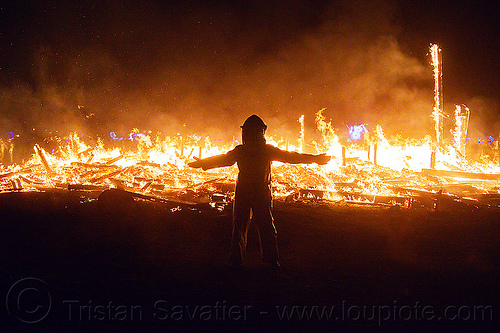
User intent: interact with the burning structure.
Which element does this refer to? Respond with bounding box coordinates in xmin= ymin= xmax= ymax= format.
xmin=0 ymin=45 xmax=499 ymax=211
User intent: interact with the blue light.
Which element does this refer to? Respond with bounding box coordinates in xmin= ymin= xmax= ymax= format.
xmin=466 ymin=137 xmax=496 ymax=144
xmin=7 ymin=132 xmax=14 ymax=140
xmin=110 ymin=132 xmax=146 ymax=141
xmin=110 ymin=132 xmax=122 ymax=141
xmin=130 ymin=133 xmax=147 ymax=140
xmin=348 ymin=125 xmax=367 ymax=141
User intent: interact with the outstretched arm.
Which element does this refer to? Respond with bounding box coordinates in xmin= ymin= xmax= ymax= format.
xmin=188 ymin=150 xmax=237 ymax=170
xmin=273 ymin=147 xmax=330 ymax=165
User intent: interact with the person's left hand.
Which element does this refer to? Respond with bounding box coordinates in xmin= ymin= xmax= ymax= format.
xmin=188 ymin=157 xmax=203 ymax=168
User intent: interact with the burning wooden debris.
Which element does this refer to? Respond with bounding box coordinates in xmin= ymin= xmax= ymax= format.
xmin=0 ymin=130 xmax=498 ymax=212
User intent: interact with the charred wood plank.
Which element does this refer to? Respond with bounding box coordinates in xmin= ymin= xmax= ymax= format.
xmin=422 ymin=168 xmax=500 ymax=180
xmin=68 ymin=184 xmax=109 ymax=191
xmin=34 ymin=144 xmax=53 ymax=175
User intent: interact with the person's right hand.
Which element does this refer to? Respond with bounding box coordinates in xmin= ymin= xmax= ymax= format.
xmin=315 ymin=153 xmax=331 ymax=165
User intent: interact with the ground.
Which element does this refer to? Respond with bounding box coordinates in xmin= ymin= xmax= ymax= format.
xmin=0 ymin=190 xmax=499 ymax=332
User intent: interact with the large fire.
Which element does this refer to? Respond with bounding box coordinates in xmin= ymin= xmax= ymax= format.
xmin=1 ymin=108 xmax=499 ymax=209
xmin=1 ymin=45 xmax=499 ymax=210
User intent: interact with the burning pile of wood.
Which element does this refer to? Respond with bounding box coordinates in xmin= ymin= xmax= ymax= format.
xmin=1 ymin=131 xmax=499 ymax=212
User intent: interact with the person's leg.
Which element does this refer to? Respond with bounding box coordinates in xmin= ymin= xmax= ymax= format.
xmin=253 ymin=194 xmax=278 ymax=264
xmin=230 ymin=195 xmax=251 ymax=265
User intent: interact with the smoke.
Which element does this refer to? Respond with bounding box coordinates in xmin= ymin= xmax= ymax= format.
xmin=463 ymin=97 xmax=500 ymax=139
xmin=0 ymin=0 xmax=495 ymax=146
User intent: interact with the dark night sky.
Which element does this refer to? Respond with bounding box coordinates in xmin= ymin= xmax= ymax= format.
xmin=0 ymin=0 xmax=498 ymax=141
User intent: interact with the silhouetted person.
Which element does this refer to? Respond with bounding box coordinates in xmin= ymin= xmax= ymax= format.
xmin=189 ymin=115 xmax=330 ymax=268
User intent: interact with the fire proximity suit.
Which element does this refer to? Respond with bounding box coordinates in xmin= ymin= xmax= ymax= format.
xmin=189 ymin=115 xmax=329 ymax=267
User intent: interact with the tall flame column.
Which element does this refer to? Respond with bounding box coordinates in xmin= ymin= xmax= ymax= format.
xmin=430 ymin=44 xmax=444 ymax=146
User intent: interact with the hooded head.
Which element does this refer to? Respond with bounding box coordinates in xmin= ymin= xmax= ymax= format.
xmin=241 ymin=114 xmax=267 ymax=145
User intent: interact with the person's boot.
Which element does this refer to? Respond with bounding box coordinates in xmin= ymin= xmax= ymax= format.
xmin=269 ymin=260 xmax=280 ymax=269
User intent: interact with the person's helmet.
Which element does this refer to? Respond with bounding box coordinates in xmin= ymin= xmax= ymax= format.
xmin=241 ymin=115 xmax=267 ymax=131
xmin=241 ymin=115 xmax=267 ymax=145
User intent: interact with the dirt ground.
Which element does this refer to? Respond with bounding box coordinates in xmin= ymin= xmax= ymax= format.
xmin=0 ymin=190 xmax=499 ymax=332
